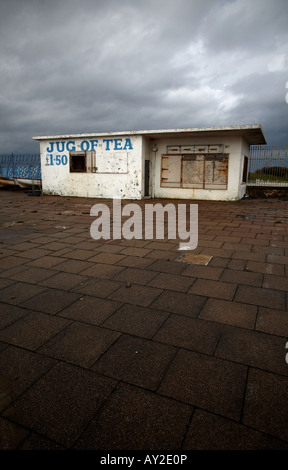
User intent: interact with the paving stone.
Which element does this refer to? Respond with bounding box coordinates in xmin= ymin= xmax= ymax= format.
xmin=7 ymin=362 xmax=116 ymax=448
xmin=0 ymin=278 xmax=16 ymax=291
xmin=256 ymin=307 xmax=288 ymax=336
xmin=232 ymin=251 xmax=266 ymax=262
xmin=175 ymin=253 xmax=213 ymax=266
xmin=154 ymin=315 xmax=222 ymax=354
xmin=147 ymin=258 xmax=186 ymax=275
xmin=19 ymin=289 xmax=81 ymax=314
xmin=242 ymin=237 xmax=270 ymax=246
xmin=119 ymin=239 xmax=150 ymax=248
xmin=87 ymin=252 xmax=126 ymax=265
xmin=79 ymin=263 xmax=125 ymax=279
xmin=58 ymin=295 xmax=122 ymax=325
xmin=181 ymin=264 xmax=224 ymax=280
xmin=39 ymin=272 xmax=89 ymax=290
xmin=0 ymin=373 xmax=12 ymax=414
xmin=215 ymin=235 xmax=242 ymax=243
xmin=75 ymin=382 xmax=192 ymax=450
xmin=16 ymin=248 xmax=53 ymax=259
xmin=62 ymin=249 xmax=96 ymax=260
xmin=0 ymin=282 xmax=46 ymax=305
xmin=235 ymin=285 xmax=286 ymax=309
xmin=7 ymin=266 xmax=56 ymax=284
xmin=113 ymin=267 xmax=158 ymax=285
xmin=0 ymin=265 xmax=29 ymax=280
xmin=92 ymin=335 xmax=177 ymax=390
xmin=144 ymin=241 xmax=178 ymax=251
xmin=245 ymin=260 xmax=284 ymax=275
xmin=252 ymin=246 xmax=285 ymax=257
xmin=188 ymin=279 xmax=237 ymax=300
xmin=220 ymin=269 xmax=263 ymax=287
xmin=49 ymin=247 xmax=74 ymax=258
xmin=50 ymin=259 xmax=92 ymax=274
xmin=243 ymin=368 xmax=288 ymax=442
xmin=39 ymin=322 xmax=120 ymax=368
xmin=201 ymin=247 xmax=234 ymax=258
xmin=0 ymin=311 xmax=71 ymax=351
xmin=1 ymin=194 xmax=288 ymax=450
xmin=118 ymin=247 xmax=153 ymax=257
xmin=207 ymin=257 xmax=230 ymax=268
xmin=199 ymin=298 xmax=257 ymax=329
xmin=198 ymin=239 xmax=223 ymax=248
xmin=145 ymin=249 xmax=178 ymax=260
xmin=0 ymin=249 xmax=18 ymax=259
xmin=103 ymin=303 xmax=168 ymax=338
xmin=40 ymin=242 xmax=71 ymax=252
xmin=11 ymin=242 xmax=40 ymax=251
xmin=148 ymin=272 xmax=195 ymax=292
xmin=115 ymin=255 xmax=155 ymax=269
xmin=0 ymin=303 xmax=28 ymax=329
xmin=94 ymin=243 xmax=125 ymax=253
xmin=263 ymin=274 xmax=288 ymax=291
xmin=159 ymin=349 xmax=247 ymax=420
xmin=0 ymin=256 xmax=28 ymax=270
xmin=108 ymin=284 xmax=162 ymax=307
xmin=215 ymin=325 xmax=288 ymax=375
xmin=18 ymin=432 xmax=65 ymax=450
xmin=31 ymin=236 xmax=61 ymax=245
xmin=266 ymin=254 xmax=288 ymax=265
xmin=27 ymin=255 xmax=65 ymax=268
xmin=0 ymin=416 xmax=29 ymax=450
xmin=183 ymin=409 xmax=288 ymax=450
xmin=72 ymin=279 xmax=122 ymax=302
xmin=0 ymin=346 xmax=56 ymax=398
xmin=227 ymin=259 xmax=247 ymax=270
xmin=151 ymin=290 xmax=207 ymax=317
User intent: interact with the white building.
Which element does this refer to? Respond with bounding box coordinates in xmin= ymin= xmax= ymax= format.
xmin=33 ymin=125 xmax=266 ymax=201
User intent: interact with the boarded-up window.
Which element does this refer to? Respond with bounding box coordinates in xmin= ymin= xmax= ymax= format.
xmin=182 ymin=155 xmax=204 ymax=188
xmin=161 ymin=153 xmax=228 ymax=190
xmin=161 ymin=155 xmax=182 ymax=187
xmin=204 ymin=154 xmax=228 ymax=189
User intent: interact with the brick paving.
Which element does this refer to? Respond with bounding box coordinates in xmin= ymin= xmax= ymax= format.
xmin=0 ymin=189 xmax=288 ymax=450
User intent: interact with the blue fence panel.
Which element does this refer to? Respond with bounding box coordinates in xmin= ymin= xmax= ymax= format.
xmin=0 ymin=154 xmax=41 ymax=181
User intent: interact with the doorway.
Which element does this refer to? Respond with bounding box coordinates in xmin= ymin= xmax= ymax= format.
xmin=145 ymin=160 xmax=150 ymax=196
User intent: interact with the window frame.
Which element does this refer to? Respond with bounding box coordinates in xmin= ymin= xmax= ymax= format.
xmin=161 ymin=153 xmax=229 ymax=190
xmin=69 ymin=151 xmax=87 ymax=173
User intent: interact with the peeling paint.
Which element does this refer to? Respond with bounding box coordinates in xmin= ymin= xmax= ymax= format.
xmin=34 ymin=127 xmax=265 ymax=201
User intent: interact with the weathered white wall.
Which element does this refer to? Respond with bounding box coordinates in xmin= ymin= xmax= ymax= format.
xmin=150 ymin=135 xmax=246 ymax=201
xmin=40 ymin=135 xmax=143 ymax=199
xmin=37 ymin=129 xmax=256 ymax=201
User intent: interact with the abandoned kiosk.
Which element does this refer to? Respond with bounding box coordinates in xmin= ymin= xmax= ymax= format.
xmin=33 ymin=125 xmax=266 ymax=201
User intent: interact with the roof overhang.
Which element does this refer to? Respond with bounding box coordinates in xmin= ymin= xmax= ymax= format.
xmin=33 ymin=124 xmax=266 ymax=146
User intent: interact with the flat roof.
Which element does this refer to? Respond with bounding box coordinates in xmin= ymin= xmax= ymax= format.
xmin=33 ymin=124 xmax=266 ymax=145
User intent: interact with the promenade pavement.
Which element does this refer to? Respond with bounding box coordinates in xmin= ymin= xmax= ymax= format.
xmin=0 ymin=189 xmax=288 ymax=451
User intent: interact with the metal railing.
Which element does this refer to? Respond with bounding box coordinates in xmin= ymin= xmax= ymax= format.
xmin=0 ymin=154 xmax=41 ymax=181
xmin=248 ymin=145 xmax=288 ymax=186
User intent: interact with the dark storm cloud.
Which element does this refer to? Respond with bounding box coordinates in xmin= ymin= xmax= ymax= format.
xmin=0 ymin=0 xmax=287 ymax=152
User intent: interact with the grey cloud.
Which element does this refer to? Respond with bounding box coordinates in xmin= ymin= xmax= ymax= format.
xmin=0 ymin=0 xmax=288 ymax=153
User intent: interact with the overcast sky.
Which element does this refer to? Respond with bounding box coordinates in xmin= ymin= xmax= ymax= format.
xmin=1 ymin=0 xmax=288 ymax=153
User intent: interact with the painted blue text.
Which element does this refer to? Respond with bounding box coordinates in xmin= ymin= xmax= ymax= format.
xmin=46 ymin=138 xmax=133 ymax=153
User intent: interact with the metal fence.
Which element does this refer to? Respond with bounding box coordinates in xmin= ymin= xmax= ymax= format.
xmin=0 ymin=153 xmax=41 ymax=181
xmin=248 ymin=145 xmax=288 ymax=186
